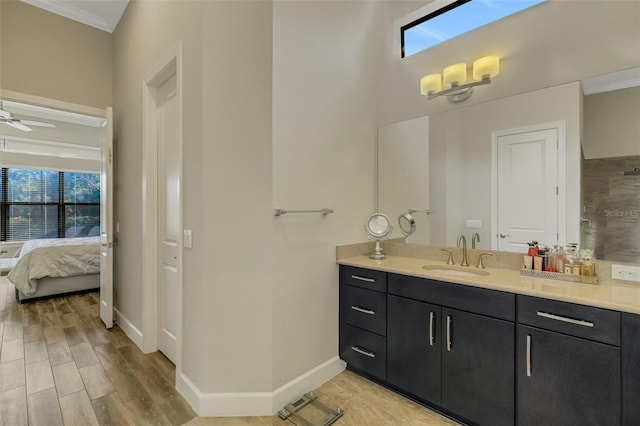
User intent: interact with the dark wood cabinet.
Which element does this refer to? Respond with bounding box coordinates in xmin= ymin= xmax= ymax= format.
xmin=622 ymin=313 xmax=640 ymax=426
xmin=339 ymin=266 xmax=387 ymax=381
xmin=441 ymin=308 xmax=514 ymax=426
xmin=516 ymin=325 xmax=620 ymax=426
xmin=517 ymin=295 xmax=621 ymax=426
xmin=387 ymin=294 xmax=442 ymax=404
xmin=339 ymin=265 xmax=632 ymax=426
xmin=386 ymin=273 xmax=515 ymax=426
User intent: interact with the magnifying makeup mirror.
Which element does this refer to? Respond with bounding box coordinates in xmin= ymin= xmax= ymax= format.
xmin=366 ymin=213 xmax=393 ymax=260
xmin=398 ymin=212 xmax=416 ymax=237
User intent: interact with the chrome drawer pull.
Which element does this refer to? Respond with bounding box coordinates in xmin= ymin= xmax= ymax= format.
xmin=446 ymin=315 xmax=452 ymax=352
xmin=537 ymin=311 xmax=594 ymax=328
xmin=351 ymin=275 xmax=375 ymax=283
xmin=351 ymin=346 xmax=375 ymax=358
xmin=526 ymin=335 xmax=532 ymax=377
xmin=429 ymin=311 xmax=435 ymax=346
xmin=350 ymin=305 xmax=375 ymax=315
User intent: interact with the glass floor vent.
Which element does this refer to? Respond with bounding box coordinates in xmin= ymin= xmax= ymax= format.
xmin=278 ymin=392 xmax=343 ymax=426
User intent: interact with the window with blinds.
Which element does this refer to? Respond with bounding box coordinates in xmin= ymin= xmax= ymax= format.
xmin=0 ymin=168 xmax=100 ymax=241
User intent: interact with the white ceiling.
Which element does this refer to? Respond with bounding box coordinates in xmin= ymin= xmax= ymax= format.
xmin=19 ymin=0 xmax=129 ymax=33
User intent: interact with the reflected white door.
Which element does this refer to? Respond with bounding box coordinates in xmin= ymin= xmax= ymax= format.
xmin=100 ymin=107 xmax=114 ymax=328
xmin=494 ymin=127 xmax=559 ymax=252
xmin=157 ymin=75 xmax=180 ymax=363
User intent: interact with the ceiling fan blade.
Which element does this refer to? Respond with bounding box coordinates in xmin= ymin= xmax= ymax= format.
xmin=0 ymin=109 xmax=11 ymax=119
xmin=20 ymin=120 xmax=56 ymax=128
xmin=6 ymin=121 xmax=33 ymax=132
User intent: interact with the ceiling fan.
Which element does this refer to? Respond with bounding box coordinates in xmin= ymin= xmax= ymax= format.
xmin=0 ymin=108 xmax=56 ymax=132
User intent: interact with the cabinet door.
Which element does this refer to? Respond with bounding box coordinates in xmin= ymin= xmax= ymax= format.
xmin=441 ymin=308 xmax=515 ymax=426
xmin=623 ymin=313 xmax=640 ymax=425
xmin=387 ymin=295 xmax=441 ymax=404
xmin=517 ymin=325 xmax=621 ymax=426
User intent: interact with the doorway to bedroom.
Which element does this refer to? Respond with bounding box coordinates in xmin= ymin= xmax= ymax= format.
xmin=0 ymin=94 xmax=113 ymax=319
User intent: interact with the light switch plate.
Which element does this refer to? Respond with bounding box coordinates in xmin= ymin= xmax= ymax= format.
xmin=183 ymin=230 xmax=193 ymax=248
xmin=466 ymin=219 xmax=482 ymax=229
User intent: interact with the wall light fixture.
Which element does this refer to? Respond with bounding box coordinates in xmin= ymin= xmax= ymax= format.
xmin=420 ymin=56 xmax=500 ymax=102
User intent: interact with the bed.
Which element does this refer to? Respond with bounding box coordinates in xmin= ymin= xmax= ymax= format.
xmin=6 ymin=236 xmax=101 ymax=302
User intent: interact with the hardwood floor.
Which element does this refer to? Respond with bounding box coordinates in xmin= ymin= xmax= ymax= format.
xmin=0 ymin=277 xmax=196 ymax=426
xmin=0 ymin=277 xmax=460 ymax=425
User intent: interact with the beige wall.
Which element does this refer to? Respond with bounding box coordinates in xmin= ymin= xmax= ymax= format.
xmin=272 ymin=1 xmax=383 ymax=388
xmin=114 ymin=0 xmax=383 ymax=398
xmin=113 ymin=0 xmax=274 ymax=394
xmin=584 ymin=86 xmax=640 ymax=159
xmin=376 ymin=0 xmax=640 ymax=126
xmin=0 ymin=1 xmax=112 ymax=109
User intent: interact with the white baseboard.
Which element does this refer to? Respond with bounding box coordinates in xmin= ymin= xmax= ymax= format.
xmin=114 ymin=308 xmax=144 ymax=350
xmin=177 ymin=356 xmax=346 ymax=417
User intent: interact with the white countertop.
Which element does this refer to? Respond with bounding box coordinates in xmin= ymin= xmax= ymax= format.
xmin=338 ymin=255 xmax=640 ymax=315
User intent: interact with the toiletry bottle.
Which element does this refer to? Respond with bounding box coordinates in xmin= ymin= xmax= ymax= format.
xmin=546 ymin=246 xmax=557 ymax=272
xmin=555 ymin=246 xmax=565 ymax=274
xmin=569 ymin=243 xmax=580 ymax=275
xmin=580 ymin=249 xmax=595 ymax=277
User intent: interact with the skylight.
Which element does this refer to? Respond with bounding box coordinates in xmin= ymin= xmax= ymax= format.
xmin=402 ymin=0 xmax=545 ymax=58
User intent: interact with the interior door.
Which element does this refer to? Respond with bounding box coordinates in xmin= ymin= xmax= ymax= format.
xmin=495 ymin=128 xmax=559 ymax=252
xmin=100 ymin=107 xmax=114 ymax=328
xmin=157 ymin=74 xmax=180 ymax=363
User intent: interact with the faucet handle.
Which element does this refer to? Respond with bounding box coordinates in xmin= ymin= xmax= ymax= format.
xmin=476 ymin=252 xmax=494 ymax=269
xmin=441 ymin=249 xmax=455 ymax=265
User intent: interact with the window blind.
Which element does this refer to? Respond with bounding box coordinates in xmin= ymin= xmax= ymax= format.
xmin=1 ymin=168 xmax=100 ymax=241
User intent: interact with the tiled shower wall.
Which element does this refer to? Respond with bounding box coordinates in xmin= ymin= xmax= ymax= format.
xmin=582 ymin=155 xmax=640 ymax=263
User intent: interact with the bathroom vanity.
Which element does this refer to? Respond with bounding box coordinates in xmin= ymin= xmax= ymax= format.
xmin=337 ymin=256 xmax=640 ymax=426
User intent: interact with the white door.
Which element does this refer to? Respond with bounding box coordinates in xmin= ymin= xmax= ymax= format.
xmin=100 ymin=107 xmax=114 ymax=328
xmin=157 ymin=75 xmax=180 ymax=363
xmin=494 ymin=127 xmax=559 ymax=252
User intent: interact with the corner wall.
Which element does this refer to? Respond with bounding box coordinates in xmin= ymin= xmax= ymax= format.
xmin=272 ymin=0 xmax=383 ymax=389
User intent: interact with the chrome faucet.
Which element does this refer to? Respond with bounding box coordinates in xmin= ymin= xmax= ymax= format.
xmin=471 ymin=232 xmax=480 ymax=249
xmin=457 ymin=235 xmax=469 ymax=266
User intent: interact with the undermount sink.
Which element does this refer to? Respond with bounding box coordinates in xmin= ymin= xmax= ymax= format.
xmin=422 ymin=264 xmax=490 ymax=277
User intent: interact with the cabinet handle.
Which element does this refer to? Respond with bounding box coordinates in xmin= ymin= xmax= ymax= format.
xmin=429 ymin=311 xmax=435 ymax=346
xmin=350 ymin=305 xmax=375 ymax=315
xmin=351 ymin=275 xmax=375 ymax=283
xmin=526 ymin=334 xmax=532 ymax=377
xmin=446 ymin=315 xmax=452 ymax=352
xmin=351 ymin=346 xmax=375 ymax=358
xmin=536 ymin=311 xmax=594 ymax=328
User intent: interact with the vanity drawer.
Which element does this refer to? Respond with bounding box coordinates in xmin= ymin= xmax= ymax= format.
xmin=340 ymin=285 xmax=386 ymax=336
xmin=388 ymin=273 xmax=515 ymax=322
xmin=340 ymin=265 xmax=387 ymax=293
xmin=517 ymin=295 xmax=620 ymax=346
xmin=339 ymin=324 xmax=386 ymax=381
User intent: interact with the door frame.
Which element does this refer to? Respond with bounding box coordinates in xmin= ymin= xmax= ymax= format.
xmin=141 ymin=43 xmax=183 ymax=377
xmin=490 ymin=121 xmax=566 ymax=250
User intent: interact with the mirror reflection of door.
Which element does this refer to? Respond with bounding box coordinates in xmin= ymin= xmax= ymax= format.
xmin=492 ymin=124 xmax=563 ymax=252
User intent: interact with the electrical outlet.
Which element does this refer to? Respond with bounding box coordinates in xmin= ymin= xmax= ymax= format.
xmin=611 ymin=264 xmax=640 ymax=283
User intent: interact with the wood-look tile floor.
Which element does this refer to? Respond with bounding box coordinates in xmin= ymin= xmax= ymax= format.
xmin=0 ymin=277 xmax=460 ymax=425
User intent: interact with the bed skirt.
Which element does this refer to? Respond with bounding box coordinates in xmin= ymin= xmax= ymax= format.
xmin=17 ymin=273 xmax=100 ymax=302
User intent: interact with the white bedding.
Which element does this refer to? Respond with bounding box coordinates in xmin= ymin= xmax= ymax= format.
xmin=8 ymin=237 xmax=101 ymax=296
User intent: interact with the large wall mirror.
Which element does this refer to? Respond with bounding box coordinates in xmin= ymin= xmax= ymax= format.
xmin=378 ymin=68 xmax=640 ymax=263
